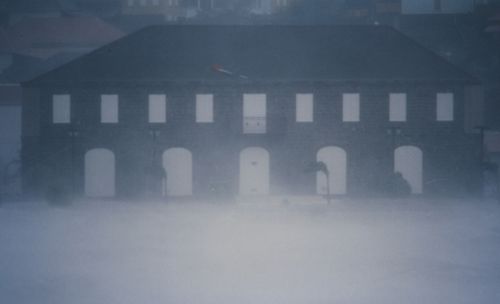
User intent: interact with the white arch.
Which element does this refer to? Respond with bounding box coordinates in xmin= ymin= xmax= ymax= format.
xmin=85 ymin=148 xmax=115 ymax=197
xmin=395 ymin=146 xmax=423 ymax=194
xmin=316 ymin=147 xmax=347 ymax=195
xmin=239 ymin=147 xmax=270 ymax=195
xmin=163 ymin=148 xmax=192 ymax=197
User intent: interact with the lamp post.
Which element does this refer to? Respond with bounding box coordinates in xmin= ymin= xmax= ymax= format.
xmin=475 ymin=125 xmax=488 ymax=163
xmin=148 ymin=127 xmax=161 ymax=198
xmin=68 ymin=126 xmax=79 ymax=199
xmin=149 ymin=126 xmax=160 ymax=160
xmin=475 ymin=125 xmax=489 ymax=198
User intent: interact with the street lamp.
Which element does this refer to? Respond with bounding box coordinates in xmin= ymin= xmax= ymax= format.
xmin=475 ymin=125 xmax=488 ymax=163
xmin=475 ymin=125 xmax=489 ymax=198
xmin=68 ymin=126 xmax=79 ymax=199
xmin=148 ymin=127 xmax=163 ymax=198
xmin=149 ymin=126 xmax=160 ymax=160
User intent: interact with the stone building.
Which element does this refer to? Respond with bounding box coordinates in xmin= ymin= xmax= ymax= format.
xmin=21 ymin=25 xmax=482 ymax=199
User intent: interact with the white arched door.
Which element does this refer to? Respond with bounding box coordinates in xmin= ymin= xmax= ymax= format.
xmin=239 ymin=147 xmax=270 ymax=195
xmin=317 ymin=147 xmax=347 ymax=195
xmin=163 ymin=148 xmax=192 ymax=196
xmin=85 ymin=148 xmax=115 ymax=197
xmin=395 ymin=146 xmax=423 ymax=194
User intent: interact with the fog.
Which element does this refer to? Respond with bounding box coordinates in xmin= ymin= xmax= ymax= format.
xmin=1 ymin=1 xmax=499 ymax=303
xmin=1 ymin=199 xmax=500 ymax=304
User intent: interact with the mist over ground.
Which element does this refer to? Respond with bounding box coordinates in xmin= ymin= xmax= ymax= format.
xmin=1 ymin=198 xmax=499 ymax=304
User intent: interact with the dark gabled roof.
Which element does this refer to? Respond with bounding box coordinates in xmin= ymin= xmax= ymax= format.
xmin=25 ymin=25 xmax=476 ymax=85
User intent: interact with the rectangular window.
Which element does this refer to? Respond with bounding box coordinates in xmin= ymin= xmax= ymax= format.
xmin=148 ymin=94 xmax=166 ymax=123
xmin=296 ymin=93 xmax=313 ymax=122
xmin=389 ymin=93 xmax=407 ymax=122
xmin=52 ymin=94 xmax=71 ymax=124
xmin=101 ymin=94 xmax=118 ymax=123
xmin=243 ymin=94 xmax=266 ymax=134
xmin=342 ymin=93 xmax=360 ymax=122
xmin=436 ymin=93 xmax=454 ymax=121
xmin=196 ymin=94 xmax=214 ymax=123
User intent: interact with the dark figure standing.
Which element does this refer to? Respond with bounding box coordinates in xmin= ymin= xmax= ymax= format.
xmin=389 ymin=172 xmax=412 ymax=197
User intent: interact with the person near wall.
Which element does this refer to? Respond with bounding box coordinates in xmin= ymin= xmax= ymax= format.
xmin=389 ymin=172 xmax=411 ymax=197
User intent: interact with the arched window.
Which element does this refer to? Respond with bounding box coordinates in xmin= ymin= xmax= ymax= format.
xmin=394 ymin=146 xmax=423 ymax=194
xmin=316 ymin=147 xmax=347 ymax=195
xmin=84 ymin=148 xmax=115 ymax=197
xmin=239 ymin=147 xmax=270 ymax=195
xmin=163 ymin=148 xmax=193 ymax=196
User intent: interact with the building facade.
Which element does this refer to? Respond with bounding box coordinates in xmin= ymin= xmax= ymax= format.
xmin=121 ymin=0 xmax=294 ymax=21
xmin=401 ymin=0 xmax=474 ymax=14
xmin=22 ymin=25 xmax=482 ymax=200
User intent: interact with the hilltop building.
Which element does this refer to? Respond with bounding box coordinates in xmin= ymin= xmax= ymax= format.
xmin=21 ymin=25 xmax=482 ymax=199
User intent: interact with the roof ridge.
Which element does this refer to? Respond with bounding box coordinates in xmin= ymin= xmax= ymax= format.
xmin=24 ymin=25 xmax=477 ymax=86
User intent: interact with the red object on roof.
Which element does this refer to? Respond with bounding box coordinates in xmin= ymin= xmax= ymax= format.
xmin=0 ymin=16 xmax=124 ymax=59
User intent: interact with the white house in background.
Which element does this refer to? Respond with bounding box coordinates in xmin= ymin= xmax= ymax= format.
xmin=122 ymin=0 xmax=197 ymax=22
xmin=402 ymin=0 xmax=474 ymax=14
xmin=250 ymin=0 xmax=294 ymax=15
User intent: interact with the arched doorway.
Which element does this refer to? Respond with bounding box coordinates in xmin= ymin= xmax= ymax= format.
xmin=239 ymin=147 xmax=270 ymax=195
xmin=85 ymin=148 xmax=115 ymax=197
xmin=394 ymin=146 xmax=423 ymax=194
xmin=316 ymin=147 xmax=347 ymax=195
xmin=163 ymin=148 xmax=192 ymax=197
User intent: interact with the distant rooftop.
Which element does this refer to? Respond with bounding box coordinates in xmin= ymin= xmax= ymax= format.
xmin=0 ymin=15 xmax=124 ymax=59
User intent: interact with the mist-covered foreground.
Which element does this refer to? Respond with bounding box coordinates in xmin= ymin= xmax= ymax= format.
xmin=1 ymin=198 xmax=500 ymax=304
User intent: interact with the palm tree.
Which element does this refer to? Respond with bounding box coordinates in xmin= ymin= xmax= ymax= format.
xmin=306 ymin=160 xmax=331 ymax=204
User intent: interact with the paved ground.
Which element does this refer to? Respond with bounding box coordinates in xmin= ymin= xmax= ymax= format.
xmin=1 ymin=198 xmax=499 ymax=304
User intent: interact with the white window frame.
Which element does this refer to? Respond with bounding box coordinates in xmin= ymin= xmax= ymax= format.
xmin=196 ymin=94 xmax=214 ymax=123
xmin=342 ymin=93 xmax=360 ymax=122
xmin=101 ymin=94 xmax=119 ymax=123
xmin=243 ymin=94 xmax=266 ymax=134
xmin=389 ymin=93 xmax=407 ymax=122
xmin=148 ymin=94 xmax=166 ymax=123
xmin=296 ymin=93 xmax=314 ymax=122
xmin=436 ymin=92 xmax=454 ymax=122
xmin=52 ymin=94 xmax=71 ymax=124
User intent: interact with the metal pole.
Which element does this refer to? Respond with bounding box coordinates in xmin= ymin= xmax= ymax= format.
xmin=70 ymin=129 xmax=76 ymax=200
xmin=477 ymin=126 xmax=486 ymax=199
